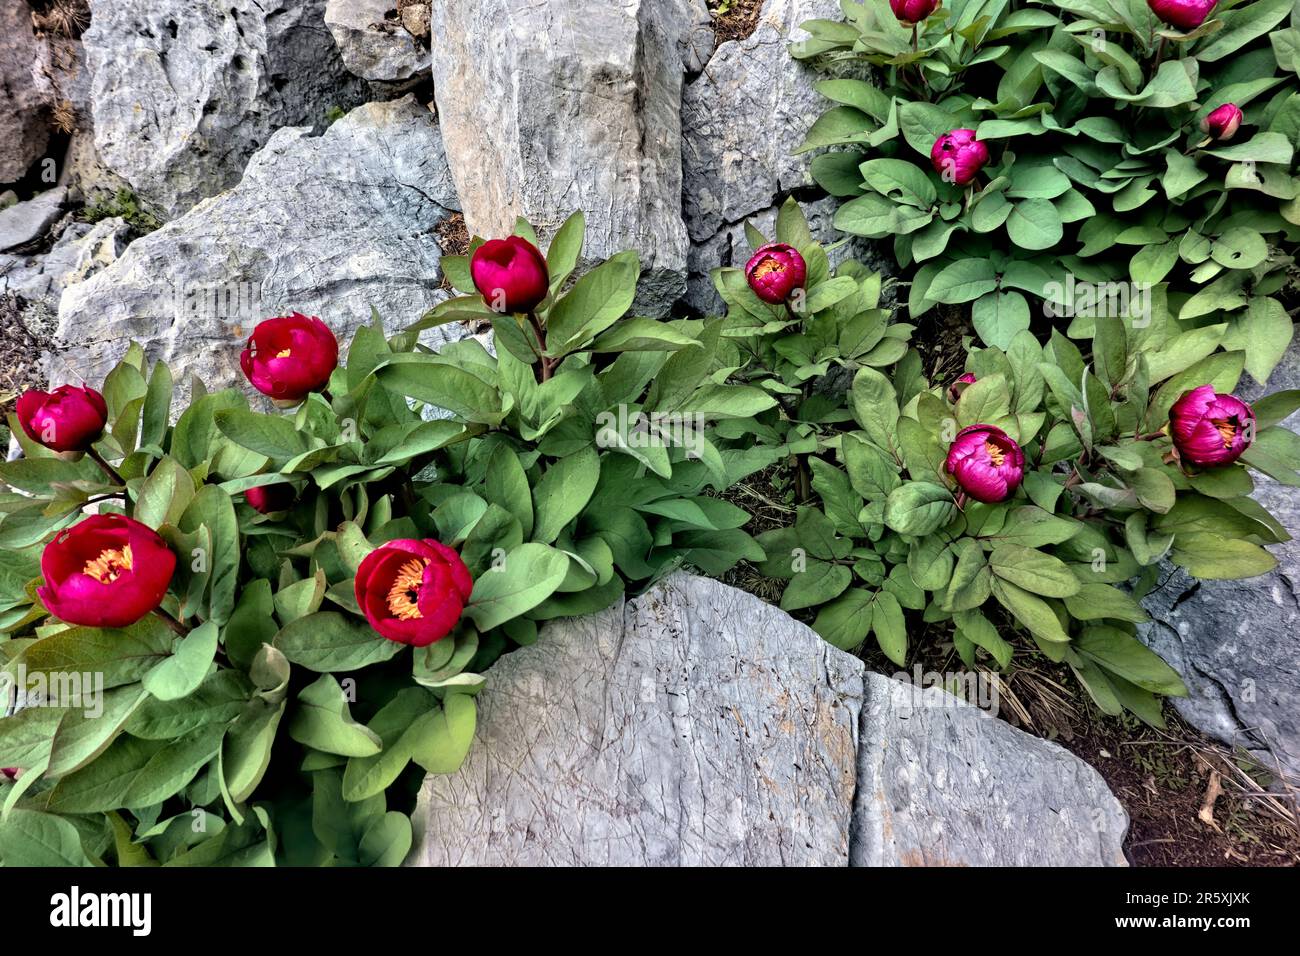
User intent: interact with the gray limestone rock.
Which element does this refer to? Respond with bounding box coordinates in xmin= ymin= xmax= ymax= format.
xmin=411 ymin=573 xmax=863 ymax=866
xmin=0 ymin=188 xmax=67 ymax=253
xmin=52 ymin=97 xmax=463 ymax=400
xmin=852 ymin=673 xmax=1129 ymax=866
xmin=325 ymin=0 xmax=431 ymax=84
xmin=82 ymin=0 xmax=368 ymax=219
xmin=0 ymin=0 xmax=51 ymax=185
xmin=427 ymin=0 xmax=691 ymax=315
xmin=410 ymin=574 xmax=1131 ymax=866
xmin=681 ymin=0 xmax=849 ymax=244
xmin=0 ymin=215 xmax=130 ymax=318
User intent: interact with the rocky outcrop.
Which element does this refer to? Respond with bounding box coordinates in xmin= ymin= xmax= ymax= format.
xmin=325 ymin=0 xmax=431 ymax=85
xmin=52 ymin=97 xmax=463 ymax=399
xmin=853 ymin=673 xmax=1129 ymax=866
xmin=410 ymin=574 xmax=1130 ymax=866
xmin=679 ymin=0 xmax=887 ymax=313
xmin=1 ymin=215 xmax=129 ymax=315
xmin=0 ymin=0 xmax=51 ymax=185
xmin=427 ymin=0 xmax=691 ymax=314
xmin=82 ymin=0 xmax=368 ymax=219
xmin=1140 ymin=340 xmax=1300 ymax=784
xmin=682 ymin=0 xmax=844 ymax=244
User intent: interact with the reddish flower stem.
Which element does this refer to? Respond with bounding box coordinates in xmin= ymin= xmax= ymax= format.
xmin=87 ymin=447 xmax=125 ymax=486
xmin=526 ymin=311 xmax=553 ymax=383
xmin=153 ymin=606 xmax=189 ymax=637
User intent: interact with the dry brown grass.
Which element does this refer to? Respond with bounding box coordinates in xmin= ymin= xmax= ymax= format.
xmin=711 ymin=0 xmax=764 ymax=48
xmin=30 ymin=0 xmax=89 ymax=38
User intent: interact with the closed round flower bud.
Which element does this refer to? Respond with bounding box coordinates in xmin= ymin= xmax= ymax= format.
xmin=38 ymin=514 xmax=177 ymax=628
xmin=948 ymin=372 xmax=977 ymax=403
xmin=1147 ymin=0 xmax=1217 ymax=31
xmin=946 ymin=424 xmax=1025 ymax=504
xmin=470 ymin=236 xmax=550 ymax=314
xmin=354 ymin=539 xmax=473 ymax=647
xmin=1201 ymin=103 xmax=1243 ymax=141
xmin=745 ymin=243 xmax=808 ymax=305
xmin=240 ymin=313 xmax=339 ymax=403
xmin=889 ymin=0 xmax=939 ymax=25
xmin=16 ymin=385 xmax=108 ymax=453
xmin=245 ymin=483 xmax=296 ymax=514
xmin=1169 ymin=385 xmax=1254 ymax=468
xmin=930 ymin=129 xmax=989 ymax=186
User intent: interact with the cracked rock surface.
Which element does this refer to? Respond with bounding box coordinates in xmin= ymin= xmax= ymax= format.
xmin=853 ymin=674 xmax=1128 ymax=866
xmin=84 ymin=0 xmax=368 ymax=219
xmin=53 ymin=97 xmax=463 ymax=404
xmin=411 ymin=573 xmax=1129 ymax=866
xmin=682 ymin=0 xmax=845 ymax=244
xmin=1140 ymin=339 xmax=1300 ymax=782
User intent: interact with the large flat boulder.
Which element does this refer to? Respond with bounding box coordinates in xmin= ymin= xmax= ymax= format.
xmin=1140 ymin=339 xmax=1300 ymax=783
xmin=427 ymin=0 xmax=691 ymax=314
xmin=411 ymin=574 xmax=1130 ymax=866
xmin=412 ymin=574 xmax=863 ymax=866
xmin=853 ymin=674 xmax=1129 ymax=866
xmin=52 ymin=97 xmax=463 ymax=398
xmin=83 ymin=0 xmax=368 ymax=219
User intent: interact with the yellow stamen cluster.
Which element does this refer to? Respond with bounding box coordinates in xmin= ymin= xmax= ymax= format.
xmin=1211 ymin=418 xmax=1237 ymax=448
xmin=386 ymin=558 xmax=428 ymax=621
xmin=984 ymin=441 xmax=1006 ymax=466
xmin=752 ymin=258 xmax=784 ymax=279
xmin=275 ymin=348 xmax=292 ymax=358
xmin=83 ymin=545 xmax=133 ymax=584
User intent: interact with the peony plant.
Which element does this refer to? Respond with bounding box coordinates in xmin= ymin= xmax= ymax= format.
xmin=707 ymin=202 xmax=1300 ymax=726
xmin=792 ymin=0 xmax=1300 ymax=384
xmin=0 ymin=212 xmax=774 ymax=866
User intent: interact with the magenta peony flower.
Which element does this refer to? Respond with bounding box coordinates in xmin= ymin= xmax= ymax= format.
xmin=1147 ymin=0 xmax=1217 ymax=31
xmin=930 ymin=129 xmax=989 ymax=186
xmin=354 ymin=539 xmax=474 ymax=647
xmin=16 ymin=385 xmax=108 ymax=453
xmin=240 ymin=313 xmax=339 ymax=404
xmin=1169 ymin=386 xmax=1254 ymax=468
xmin=1201 ymin=103 xmax=1243 ymax=141
xmin=245 ymin=484 xmax=296 ymax=515
xmin=948 ymin=372 xmax=977 ymax=403
xmin=744 ymin=243 xmax=808 ymax=305
xmin=38 ymin=514 xmax=177 ymax=628
xmin=470 ymin=236 xmax=550 ymax=315
xmin=946 ymin=424 xmax=1025 ymax=504
xmin=890 ymin=0 xmax=939 ymax=25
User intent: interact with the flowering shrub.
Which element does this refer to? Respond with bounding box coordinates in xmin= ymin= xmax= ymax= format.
xmin=0 ymin=213 xmax=774 ymax=866
xmin=792 ymin=0 xmax=1299 ymax=383
xmin=710 ymin=202 xmax=1300 ymax=725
